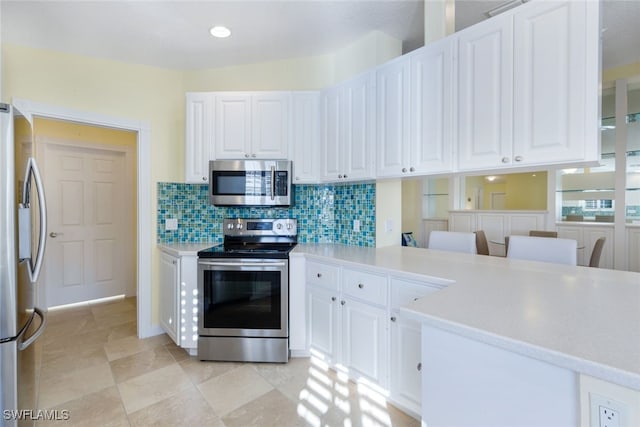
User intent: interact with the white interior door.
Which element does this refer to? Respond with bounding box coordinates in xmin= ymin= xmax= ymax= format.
xmin=42 ymin=142 xmax=133 ymax=307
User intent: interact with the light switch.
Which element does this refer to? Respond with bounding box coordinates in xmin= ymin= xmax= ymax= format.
xmin=165 ymin=218 xmax=178 ymax=231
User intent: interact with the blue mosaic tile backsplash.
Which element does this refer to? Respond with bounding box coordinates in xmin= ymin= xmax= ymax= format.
xmin=157 ymin=183 xmax=376 ymax=247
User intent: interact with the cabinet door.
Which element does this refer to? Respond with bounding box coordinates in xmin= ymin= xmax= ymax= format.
xmin=456 ymin=14 xmax=514 ymax=171
xmin=390 ymin=313 xmax=422 ymax=414
xmin=251 ymin=93 xmax=290 ymax=159
xmin=215 ymin=94 xmax=251 ymax=159
xmin=376 ymin=56 xmax=411 ymax=178
xmin=159 ymin=252 xmax=179 ymax=344
xmin=320 ymin=86 xmax=342 ymax=181
xmin=185 ymin=92 xmax=213 ymax=183
xmin=307 ymin=284 xmax=339 ymax=364
xmin=411 ymin=39 xmax=453 ymax=175
xmin=291 ymin=92 xmax=320 ymax=183
xmin=341 ymin=297 xmax=388 ymax=386
xmin=513 ymin=1 xmax=589 ymax=166
xmin=628 ymin=228 xmax=640 ymax=273
xmin=343 ymin=72 xmax=376 ymax=181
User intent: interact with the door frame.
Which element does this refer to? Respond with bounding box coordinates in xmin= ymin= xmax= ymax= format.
xmin=13 ymin=98 xmax=155 ymax=338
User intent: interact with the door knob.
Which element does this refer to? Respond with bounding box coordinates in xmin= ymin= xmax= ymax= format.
xmin=49 ymin=232 xmax=62 ymax=238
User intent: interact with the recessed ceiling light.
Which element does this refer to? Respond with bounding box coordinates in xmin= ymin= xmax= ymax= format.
xmin=210 ymin=26 xmax=231 ymax=38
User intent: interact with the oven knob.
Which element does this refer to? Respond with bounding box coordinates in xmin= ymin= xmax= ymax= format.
xmin=286 ymin=223 xmax=292 ymax=230
xmin=227 ymin=223 xmax=234 ymax=230
xmin=276 ymin=223 xmax=283 ymax=230
xmin=237 ymin=223 xmax=243 ymax=230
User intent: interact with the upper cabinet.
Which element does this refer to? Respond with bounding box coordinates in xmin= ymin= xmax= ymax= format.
xmin=321 ymin=71 xmax=376 ymax=182
xmin=291 ymin=92 xmax=321 ymax=184
xmin=185 ymin=92 xmax=214 ymax=183
xmin=215 ymin=92 xmax=291 ymax=159
xmin=456 ymin=0 xmax=599 ymax=171
xmin=376 ymin=38 xmax=454 ymax=179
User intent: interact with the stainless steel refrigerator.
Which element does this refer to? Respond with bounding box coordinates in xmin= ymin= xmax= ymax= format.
xmin=0 ymin=104 xmax=48 ymax=427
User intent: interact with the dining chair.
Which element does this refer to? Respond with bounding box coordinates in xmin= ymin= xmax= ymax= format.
xmin=529 ymin=230 xmax=558 ymax=238
xmin=506 ymin=235 xmax=577 ymax=265
xmin=474 ymin=230 xmax=490 ymax=256
xmin=589 ymin=237 xmax=606 ymax=268
xmin=428 ymin=231 xmax=477 ymax=254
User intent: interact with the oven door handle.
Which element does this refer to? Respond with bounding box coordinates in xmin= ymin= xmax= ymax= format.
xmin=199 ymin=261 xmax=287 ymax=267
xmin=270 ymin=165 xmax=276 ymax=201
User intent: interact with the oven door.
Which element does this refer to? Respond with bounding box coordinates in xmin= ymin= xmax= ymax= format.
xmin=198 ymin=258 xmax=288 ymax=338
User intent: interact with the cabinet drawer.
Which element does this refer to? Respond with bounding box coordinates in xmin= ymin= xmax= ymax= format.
xmin=306 ymin=261 xmax=339 ymax=291
xmin=391 ymin=277 xmax=441 ymax=309
xmin=342 ymin=268 xmax=388 ymax=306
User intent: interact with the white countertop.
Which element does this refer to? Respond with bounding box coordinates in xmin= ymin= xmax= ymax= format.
xmin=157 ymin=242 xmax=217 ymax=257
xmin=292 ymin=243 xmax=640 ymax=391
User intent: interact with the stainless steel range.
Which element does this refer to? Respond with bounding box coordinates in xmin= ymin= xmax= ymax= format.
xmin=197 ymin=218 xmax=297 ymax=363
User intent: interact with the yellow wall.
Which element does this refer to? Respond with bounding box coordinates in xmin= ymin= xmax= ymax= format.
xmin=401 ymin=179 xmax=422 ymax=242
xmin=504 ymin=172 xmax=547 ymax=210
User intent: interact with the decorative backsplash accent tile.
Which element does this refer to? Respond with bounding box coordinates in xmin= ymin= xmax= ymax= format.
xmin=157 ymin=182 xmax=376 ymax=247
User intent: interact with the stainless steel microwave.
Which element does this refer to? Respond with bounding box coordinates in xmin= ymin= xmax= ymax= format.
xmin=209 ymin=159 xmax=293 ymax=206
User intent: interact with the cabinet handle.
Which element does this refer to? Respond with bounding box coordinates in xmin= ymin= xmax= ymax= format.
xmin=413 ymin=297 xmax=420 ymax=301
xmin=341 ymin=300 xmax=346 ymax=306
xmin=402 ymin=168 xmax=407 ymax=173
xmin=202 ymin=176 xmax=207 ymax=181
xmin=251 ymin=153 xmax=257 ymax=158
xmin=417 ymin=362 xmax=422 ymax=372
xmin=331 ymin=296 xmax=336 ymax=302
xmin=172 ymin=260 xmax=177 ymax=265
xmin=501 ymin=157 xmax=509 ymax=163
xmin=244 ymin=153 xmax=250 ymax=158
xmin=514 ymin=155 xmax=523 ymax=162
xmin=338 ymin=174 xmax=343 ymax=179
xmin=390 ymin=316 xmax=396 ymax=322
xmin=343 ymin=174 xmax=347 ymax=179
xmin=316 ymin=273 xmax=322 ymax=278
xmin=409 ymin=167 xmax=415 ymax=172
xmin=358 ymin=283 xmax=364 ymax=289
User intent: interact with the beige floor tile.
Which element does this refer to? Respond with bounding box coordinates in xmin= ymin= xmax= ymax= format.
xmin=128 ymin=384 xmax=224 ymax=427
xmin=222 ymin=389 xmax=306 ymax=427
xmin=104 ymin=320 xmax=138 ymax=342
xmin=117 ymin=363 xmax=192 ymax=414
xmin=39 ymin=316 xmax=100 ymax=346
xmin=45 ymin=305 xmax=92 ymax=326
xmin=163 ymin=341 xmax=190 ymax=362
xmin=254 ymin=356 xmax=315 ymax=402
xmin=92 ymin=309 xmax=137 ymax=328
xmin=103 ymin=333 xmax=171 ymax=361
xmin=39 ymin=344 xmax=108 ymax=382
xmin=37 ymin=386 xmax=128 ymax=427
xmin=197 ymin=365 xmax=274 ymax=417
xmin=179 ymin=357 xmax=245 ymax=385
xmin=38 ymin=362 xmax=114 ymax=409
xmin=110 ymin=346 xmax=176 ymax=383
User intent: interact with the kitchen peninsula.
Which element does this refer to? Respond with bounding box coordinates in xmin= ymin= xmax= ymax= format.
xmin=289 ymin=244 xmax=640 ymax=426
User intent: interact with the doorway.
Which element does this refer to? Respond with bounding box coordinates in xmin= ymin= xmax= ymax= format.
xmin=490 ymin=192 xmax=506 ymax=210
xmin=12 ymin=98 xmax=154 ymax=339
xmin=38 ymin=130 xmax=136 ymax=307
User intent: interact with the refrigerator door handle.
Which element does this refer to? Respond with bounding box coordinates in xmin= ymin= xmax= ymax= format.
xmin=18 ymin=307 xmax=47 ymax=351
xmin=20 ymin=157 xmax=47 ymax=283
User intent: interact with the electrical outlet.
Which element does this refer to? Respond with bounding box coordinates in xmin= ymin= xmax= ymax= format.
xmin=590 ymin=393 xmax=628 ymax=427
xmin=353 ymin=219 xmax=360 ymax=232
xmin=165 ymin=218 xmax=178 ymax=231
xmin=599 ymin=405 xmax=620 ymax=427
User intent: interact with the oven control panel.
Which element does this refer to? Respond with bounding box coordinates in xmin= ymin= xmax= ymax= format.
xmin=223 ymin=218 xmax=297 ymax=236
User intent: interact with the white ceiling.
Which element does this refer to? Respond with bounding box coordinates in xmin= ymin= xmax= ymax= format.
xmin=1 ymin=0 xmax=639 ymax=72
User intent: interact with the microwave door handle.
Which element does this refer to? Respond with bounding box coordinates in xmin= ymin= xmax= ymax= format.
xmin=270 ymin=166 xmax=276 ymax=201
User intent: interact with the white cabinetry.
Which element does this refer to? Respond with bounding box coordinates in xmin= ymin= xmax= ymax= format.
xmin=159 ymin=252 xmax=179 ymax=343
xmin=456 ymin=14 xmax=514 ymax=171
xmin=456 ymin=0 xmax=599 ymax=171
xmin=185 ymin=92 xmax=214 ymax=183
xmin=556 ymin=224 xmax=614 ymax=268
xmin=215 ymin=92 xmax=290 ymax=160
xmin=157 ymin=249 xmax=199 ymax=354
xmin=306 ymin=261 xmax=340 ymax=364
xmin=375 ymin=55 xmax=411 ymax=178
xmin=320 ymin=71 xmax=376 ymax=182
xmin=376 ymin=38 xmax=453 ymax=178
xmin=291 ymin=92 xmax=320 ymax=183
xmin=389 ymin=277 xmax=441 ymax=417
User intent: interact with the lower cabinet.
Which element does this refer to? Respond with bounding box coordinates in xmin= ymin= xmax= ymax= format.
xmin=304 ymin=258 xmax=445 ymax=418
xmin=159 ymin=252 xmax=179 ymax=344
xmin=158 ymin=250 xmax=199 ymax=355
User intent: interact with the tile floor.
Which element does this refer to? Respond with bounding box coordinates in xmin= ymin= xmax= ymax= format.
xmin=35 ymin=297 xmax=419 ymax=426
